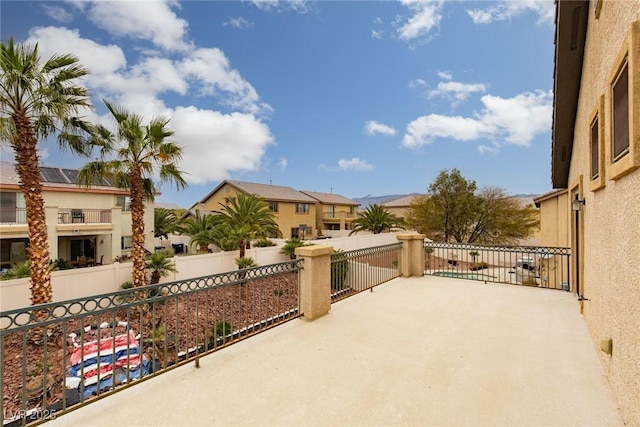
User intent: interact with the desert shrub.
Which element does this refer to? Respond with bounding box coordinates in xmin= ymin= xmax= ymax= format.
xmin=470 ymin=262 xmax=489 ymax=271
xmin=0 ymin=261 xmax=31 ymax=280
xmin=51 ymin=258 xmax=74 ymax=270
xmin=273 ymin=288 xmax=284 ymax=297
xmin=210 ymin=321 xmax=233 ymax=345
xmin=331 ymin=250 xmax=349 ymax=291
xmin=254 ymin=238 xmax=276 ymax=247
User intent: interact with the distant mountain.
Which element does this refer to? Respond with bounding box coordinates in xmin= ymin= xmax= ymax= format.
xmin=353 ymin=194 xmax=409 ymax=209
xmin=354 ymin=193 xmax=541 ymax=209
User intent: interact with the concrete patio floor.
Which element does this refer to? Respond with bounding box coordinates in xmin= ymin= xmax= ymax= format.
xmin=48 ymin=276 xmax=623 ymax=427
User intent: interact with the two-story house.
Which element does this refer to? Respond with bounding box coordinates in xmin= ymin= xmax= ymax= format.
xmin=0 ymin=162 xmax=154 ymax=269
xmin=300 ymin=191 xmax=359 ymax=234
xmin=187 ymin=180 xmax=319 ymax=239
xmin=537 ymin=2 xmax=640 ymax=425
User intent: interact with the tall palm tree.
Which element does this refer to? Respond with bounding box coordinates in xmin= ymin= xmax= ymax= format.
xmin=79 ymin=101 xmax=186 ymax=287
xmin=349 ymin=204 xmax=405 ymax=235
xmin=0 ymin=38 xmax=92 ymax=305
xmin=218 ymin=193 xmax=282 ymax=258
xmin=145 ymin=250 xmax=177 ymax=285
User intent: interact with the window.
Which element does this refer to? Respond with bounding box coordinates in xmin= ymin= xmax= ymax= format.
xmin=328 ymin=205 xmax=335 ymax=217
xmin=589 ymin=96 xmax=605 ymax=192
xmin=116 ymin=196 xmax=131 ymax=211
xmin=121 ymin=236 xmax=133 ymax=250
xmin=269 ymin=202 xmax=279 ymax=212
xmin=607 ymin=22 xmax=640 ymax=181
xmin=612 ymin=59 xmax=629 ymax=161
xmin=296 ymin=203 xmax=309 ymax=214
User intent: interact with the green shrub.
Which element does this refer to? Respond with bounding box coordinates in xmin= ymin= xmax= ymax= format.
xmin=331 ymin=250 xmax=349 ymax=291
xmin=254 ymin=238 xmax=276 ymax=247
xmin=51 ymin=258 xmax=74 ymax=270
xmin=0 ymin=260 xmax=31 ymax=280
xmin=273 ymin=288 xmax=284 ymax=297
xmin=211 ymin=321 xmax=233 ymax=345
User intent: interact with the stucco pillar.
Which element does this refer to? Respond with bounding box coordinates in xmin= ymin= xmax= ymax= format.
xmin=45 ymin=206 xmax=59 ymax=261
xmin=295 ymin=244 xmax=333 ymax=320
xmin=397 ymin=234 xmax=426 ymax=277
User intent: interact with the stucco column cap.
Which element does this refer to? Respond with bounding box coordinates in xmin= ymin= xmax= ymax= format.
xmin=295 ymin=245 xmax=334 ymax=257
xmin=396 ymin=234 xmax=426 ymax=241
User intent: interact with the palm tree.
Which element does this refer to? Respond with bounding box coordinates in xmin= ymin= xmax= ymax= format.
xmin=145 ymin=250 xmax=177 ymax=285
xmin=218 ymin=193 xmax=282 ymax=258
xmin=79 ymin=101 xmax=186 ymax=287
xmin=0 ymin=38 xmax=92 ymax=305
xmin=349 ymin=204 xmax=405 ymax=235
xmin=179 ymin=210 xmax=222 ymax=253
xmin=280 ymin=238 xmax=309 ymax=260
xmin=154 ymin=208 xmax=180 ymax=240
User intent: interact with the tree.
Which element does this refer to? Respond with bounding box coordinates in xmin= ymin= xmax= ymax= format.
xmin=406 ymin=169 xmax=539 ymax=244
xmin=145 ymin=250 xmax=177 ymax=285
xmin=280 ymin=238 xmax=310 ymax=260
xmin=349 ymin=204 xmax=404 ymax=235
xmin=179 ymin=210 xmax=223 ymax=253
xmin=217 ymin=193 xmax=282 ymax=258
xmin=79 ymin=101 xmax=186 ymax=287
xmin=0 ymin=38 xmax=92 ymax=305
xmin=154 ymin=208 xmax=180 ymax=239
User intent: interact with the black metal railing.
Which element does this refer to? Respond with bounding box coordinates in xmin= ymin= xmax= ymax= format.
xmin=0 ymin=208 xmax=27 ymax=224
xmin=0 ymin=260 xmax=301 ymax=426
xmin=424 ymin=241 xmax=570 ymax=290
xmin=331 ymin=243 xmax=402 ymax=302
xmin=57 ymin=209 xmax=112 ymax=224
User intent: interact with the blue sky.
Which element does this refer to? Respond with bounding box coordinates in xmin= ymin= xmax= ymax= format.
xmin=1 ymin=0 xmax=556 ymax=208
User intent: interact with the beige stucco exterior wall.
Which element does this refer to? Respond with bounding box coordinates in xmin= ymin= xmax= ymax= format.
xmin=0 ymin=188 xmax=154 ymax=265
xmin=565 ymin=4 xmax=640 ymax=425
xmin=537 ymin=191 xmax=569 ymax=248
xmin=198 ymin=183 xmax=317 ymax=239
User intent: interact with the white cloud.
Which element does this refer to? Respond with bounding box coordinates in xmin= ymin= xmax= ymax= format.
xmin=397 ymin=0 xmax=444 ymax=41
xmin=337 ymin=158 xmax=374 ymax=172
xmin=402 ymin=90 xmax=552 ymax=149
xmin=429 ymin=81 xmax=487 ymax=106
xmin=364 ymin=120 xmax=396 ymax=136
xmin=437 ymin=71 xmax=452 ymax=80
xmin=170 ymin=107 xmax=274 ymax=184
xmin=79 ymin=0 xmax=190 ymax=52
xmin=23 ymin=22 xmax=275 ymax=185
xmin=467 ymin=0 xmax=555 ymax=25
xmin=373 ymin=17 xmax=383 ymax=25
xmin=371 ymin=30 xmax=383 ymax=40
xmin=178 ymin=48 xmax=271 ymax=115
xmin=277 ymin=158 xmax=288 ymax=169
xmin=42 ymin=5 xmax=73 ymax=23
xmin=250 ymin=0 xmax=312 ymax=13
xmin=408 ymin=78 xmax=427 ymax=88
xmin=224 ymin=17 xmax=254 ymax=30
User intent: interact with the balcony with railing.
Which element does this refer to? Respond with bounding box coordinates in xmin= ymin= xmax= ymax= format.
xmin=57 ymin=209 xmax=112 ymax=225
xmin=0 ymin=238 xmax=624 ymax=426
xmin=0 ymin=208 xmax=27 ymax=225
xmin=322 ymin=211 xmax=356 ymax=222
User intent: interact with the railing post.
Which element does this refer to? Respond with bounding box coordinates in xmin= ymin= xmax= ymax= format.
xmin=295 ymin=245 xmax=333 ymax=321
xmin=397 ymin=234 xmax=426 ymax=277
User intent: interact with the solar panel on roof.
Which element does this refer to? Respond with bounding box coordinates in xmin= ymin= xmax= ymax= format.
xmin=40 ymin=167 xmax=68 ymax=183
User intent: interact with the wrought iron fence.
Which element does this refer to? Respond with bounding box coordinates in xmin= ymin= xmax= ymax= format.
xmin=331 ymin=243 xmax=402 ymax=302
xmin=0 ymin=260 xmax=301 ymax=426
xmin=57 ymin=209 xmax=111 ymax=224
xmin=424 ymin=241 xmax=570 ymax=290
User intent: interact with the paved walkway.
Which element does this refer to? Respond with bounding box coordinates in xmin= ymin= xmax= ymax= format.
xmin=47 ymin=277 xmax=623 ymax=427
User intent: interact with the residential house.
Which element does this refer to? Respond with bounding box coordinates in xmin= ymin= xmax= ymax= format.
xmin=381 ymin=194 xmax=423 ymax=222
xmin=0 ymin=162 xmax=154 ymax=269
xmin=540 ymin=2 xmax=640 ymax=425
xmin=300 ymin=190 xmax=359 ymax=234
xmin=187 ymin=180 xmax=318 ymax=239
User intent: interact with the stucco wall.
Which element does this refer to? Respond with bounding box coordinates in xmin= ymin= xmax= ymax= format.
xmin=199 ymin=183 xmax=317 ymax=239
xmin=566 ymin=4 xmax=640 ymax=424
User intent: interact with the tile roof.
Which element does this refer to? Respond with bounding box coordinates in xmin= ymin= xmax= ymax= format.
xmin=300 ymin=191 xmax=359 ymax=206
xmin=214 ymin=180 xmax=316 ymax=203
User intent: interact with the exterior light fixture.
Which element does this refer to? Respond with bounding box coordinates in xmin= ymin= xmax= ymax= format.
xmin=571 ymin=198 xmax=586 ymax=212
